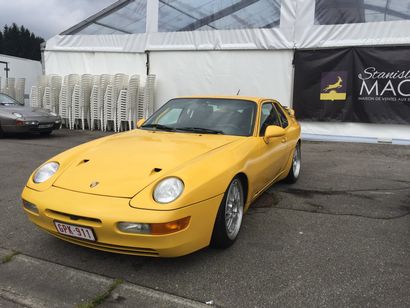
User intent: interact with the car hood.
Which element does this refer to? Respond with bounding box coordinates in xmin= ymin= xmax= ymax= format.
xmin=52 ymin=129 xmax=241 ymax=198
xmin=2 ymin=105 xmax=55 ymax=118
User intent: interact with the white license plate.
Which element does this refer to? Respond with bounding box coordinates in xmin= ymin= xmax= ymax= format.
xmin=39 ymin=124 xmax=53 ymax=128
xmin=54 ymin=221 xmax=96 ymax=241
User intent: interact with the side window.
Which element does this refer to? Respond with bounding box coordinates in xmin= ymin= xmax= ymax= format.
xmin=259 ymin=103 xmax=281 ymax=136
xmin=273 ymin=103 xmax=289 ymax=128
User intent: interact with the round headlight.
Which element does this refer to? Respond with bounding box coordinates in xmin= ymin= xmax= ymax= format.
xmin=33 ymin=162 xmax=59 ymax=183
xmin=153 ymin=177 xmax=184 ymax=204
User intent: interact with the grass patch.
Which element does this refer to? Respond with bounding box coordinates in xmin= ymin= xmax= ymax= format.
xmin=1 ymin=251 xmax=20 ymax=264
xmin=78 ymin=278 xmax=123 ymax=308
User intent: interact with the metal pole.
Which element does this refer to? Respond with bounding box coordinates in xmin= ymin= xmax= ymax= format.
xmin=0 ymin=61 xmax=10 ymax=78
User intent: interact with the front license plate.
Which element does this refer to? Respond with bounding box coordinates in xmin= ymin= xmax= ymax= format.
xmin=39 ymin=124 xmax=53 ymax=128
xmin=54 ymin=221 xmax=96 ymax=241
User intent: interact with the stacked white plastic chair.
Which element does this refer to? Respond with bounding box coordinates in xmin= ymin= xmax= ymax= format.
xmin=117 ymin=74 xmax=140 ymax=131
xmin=104 ymin=74 xmax=128 ymax=131
xmin=29 ymin=86 xmax=40 ymax=108
xmin=50 ymin=75 xmax=62 ymax=113
xmin=15 ymin=78 xmax=25 ymax=104
xmin=68 ymin=74 xmax=80 ymax=129
xmin=2 ymin=78 xmax=16 ymax=99
xmin=59 ymin=74 xmax=79 ymax=128
xmin=72 ymin=74 xmax=93 ymax=130
xmin=90 ymin=75 xmax=101 ymax=130
xmin=90 ymin=74 xmax=112 ymax=131
xmin=141 ymin=74 xmax=156 ymax=119
xmin=59 ymin=80 xmax=69 ymax=126
xmin=30 ymin=76 xmax=47 ymax=108
xmin=42 ymin=87 xmax=52 ymax=111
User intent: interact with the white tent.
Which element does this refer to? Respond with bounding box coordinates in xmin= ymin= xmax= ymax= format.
xmin=0 ymin=54 xmax=42 ymax=101
xmin=44 ymin=0 xmax=410 ymax=143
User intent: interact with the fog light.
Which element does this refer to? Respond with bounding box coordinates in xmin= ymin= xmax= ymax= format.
xmin=22 ymin=200 xmax=39 ymax=214
xmin=117 ymin=222 xmax=151 ymax=234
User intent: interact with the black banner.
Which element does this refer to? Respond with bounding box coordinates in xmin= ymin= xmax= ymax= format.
xmin=293 ymin=47 xmax=410 ymax=124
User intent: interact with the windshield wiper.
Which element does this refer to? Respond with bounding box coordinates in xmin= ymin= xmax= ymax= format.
xmin=141 ymin=124 xmax=176 ymax=131
xmin=177 ymin=127 xmax=224 ymax=135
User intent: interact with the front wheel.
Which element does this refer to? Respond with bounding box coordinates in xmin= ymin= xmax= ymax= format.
xmin=211 ymin=177 xmax=244 ymax=248
xmin=284 ymin=142 xmax=301 ymax=184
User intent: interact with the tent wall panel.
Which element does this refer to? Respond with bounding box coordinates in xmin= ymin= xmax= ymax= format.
xmin=149 ymin=50 xmax=293 ymax=110
xmin=0 ymin=54 xmax=42 ymax=96
xmin=44 ymin=51 xmax=146 ymax=76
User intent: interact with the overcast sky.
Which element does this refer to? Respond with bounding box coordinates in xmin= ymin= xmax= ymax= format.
xmin=0 ymin=0 xmax=118 ymax=39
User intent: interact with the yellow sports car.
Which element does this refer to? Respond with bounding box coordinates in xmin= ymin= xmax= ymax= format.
xmin=22 ymin=96 xmax=301 ymax=257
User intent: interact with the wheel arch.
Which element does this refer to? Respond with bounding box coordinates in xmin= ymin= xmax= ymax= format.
xmin=235 ymin=172 xmax=249 ymax=205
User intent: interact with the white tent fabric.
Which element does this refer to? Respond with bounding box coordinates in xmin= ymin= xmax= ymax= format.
xmin=44 ymin=51 xmax=146 ymax=76
xmin=0 ymin=54 xmax=42 ymax=100
xmin=150 ymin=50 xmax=293 ymax=110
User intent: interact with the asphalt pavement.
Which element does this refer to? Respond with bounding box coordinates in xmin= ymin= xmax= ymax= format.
xmin=0 ymin=129 xmax=409 ymax=307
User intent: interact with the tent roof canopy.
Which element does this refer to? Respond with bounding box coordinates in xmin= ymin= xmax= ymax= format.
xmin=61 ymin=0 xmax=282 ymax=35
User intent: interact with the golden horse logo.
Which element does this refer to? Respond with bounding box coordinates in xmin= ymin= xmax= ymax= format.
xmin=323 ymin=76 xmax=343 ymax=92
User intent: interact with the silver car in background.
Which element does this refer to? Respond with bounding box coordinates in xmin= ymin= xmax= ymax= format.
xmin=0 ymin=93 xmax=61 ymax=137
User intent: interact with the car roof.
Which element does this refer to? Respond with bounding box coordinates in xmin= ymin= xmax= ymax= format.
xmin=175 ymin=96 xmax=276 ymax=104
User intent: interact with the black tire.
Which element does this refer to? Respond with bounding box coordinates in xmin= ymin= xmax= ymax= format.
xmin=211 ymin=176 xmax=244 ymax=248
xmin=40 ymin=131 xmax=52 ymax=136
xmin=284 ymin=142 xmax=301 ymax=184
xmin=0 ymin=125 xmax=4 ymax=138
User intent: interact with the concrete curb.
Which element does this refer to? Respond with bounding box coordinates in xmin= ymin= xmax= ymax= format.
xmin=0 ymin=251 xmax=208 ymax=308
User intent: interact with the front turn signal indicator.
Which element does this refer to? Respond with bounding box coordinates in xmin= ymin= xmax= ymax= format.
xmin=151 ymin=217 xmax=190 ymax=235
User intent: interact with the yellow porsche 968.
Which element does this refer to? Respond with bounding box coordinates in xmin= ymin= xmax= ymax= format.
xmin=22 ymin=96 xmax=301 ymax=257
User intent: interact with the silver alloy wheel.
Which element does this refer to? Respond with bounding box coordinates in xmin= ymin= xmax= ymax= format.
xmin=292 ymin=145 xmax=301 ymax=179
xmin=225 ymin=179 xmax=244 ymax=240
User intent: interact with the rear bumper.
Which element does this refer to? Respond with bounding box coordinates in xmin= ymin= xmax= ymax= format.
xmin=21 ymin=186 xmax=222 ymax=257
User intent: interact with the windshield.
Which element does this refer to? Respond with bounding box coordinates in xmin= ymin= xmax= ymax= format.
xmin=0 ymin=93 xmax=23 ymax=106
xmin=142 ymin=98 xmax=257 ymax=137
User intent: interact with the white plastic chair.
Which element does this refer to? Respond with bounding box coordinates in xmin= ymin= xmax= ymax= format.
xmin=66 ymin=74 xmax=80 ymax=129
xmin=139 ymin=74 xmax=156 ymax=119
xmin=90 ymin=74 xmax=112 ymax=131
xmin=71 ymin=74 xmax=92 ymax=129
xmin=103 ymin=84 xmax=115 ymax=131
xmin=15 ymin=78 xmax=25 ymax=104
xmin=117 ymin=75 xmax=140 ymax=131
xmin=43 ymin=87 xmax=52 ymax=111
xmin=59 ymin=85 xmax=70 ymax=127
xmin=50 ymin=75 xmax=62 ymax=114
xmin=29 ymin=86 xmax=40 ymax=108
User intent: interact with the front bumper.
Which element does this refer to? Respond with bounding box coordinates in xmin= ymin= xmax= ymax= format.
xmin=21 ymin=186 xmax=222 ymax=257
xmin=3 ymin=121 xmax=61 ymax=133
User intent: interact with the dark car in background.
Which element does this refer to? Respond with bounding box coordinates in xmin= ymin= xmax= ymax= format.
xmin=0 ymin=93 xmax=61 ymax=137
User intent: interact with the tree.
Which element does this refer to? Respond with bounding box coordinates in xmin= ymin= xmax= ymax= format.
xmin=0 ymin=23 xmax=44 ymax=61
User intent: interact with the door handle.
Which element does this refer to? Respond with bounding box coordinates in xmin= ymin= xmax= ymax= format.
xmin=281 ymin=137 xmax=287 ymax=143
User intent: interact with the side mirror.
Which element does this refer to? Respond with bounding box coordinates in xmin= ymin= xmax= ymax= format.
xmin=136 ymin=119 xmax=145 ymax=128
xmin=264 ymin=125 xmax=285 ymax=143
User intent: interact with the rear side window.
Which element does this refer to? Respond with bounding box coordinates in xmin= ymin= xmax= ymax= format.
xmin=273 ymin=103 xmax=289 ymax=128
xmin=260 ymin=103 xmax=281 ymax=135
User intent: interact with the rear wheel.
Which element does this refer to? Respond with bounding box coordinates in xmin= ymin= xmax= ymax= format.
xmin=211 ymin=177 xmax=244 ymax=248
xmin=284 ymin=142 xmax=301 ymax=184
